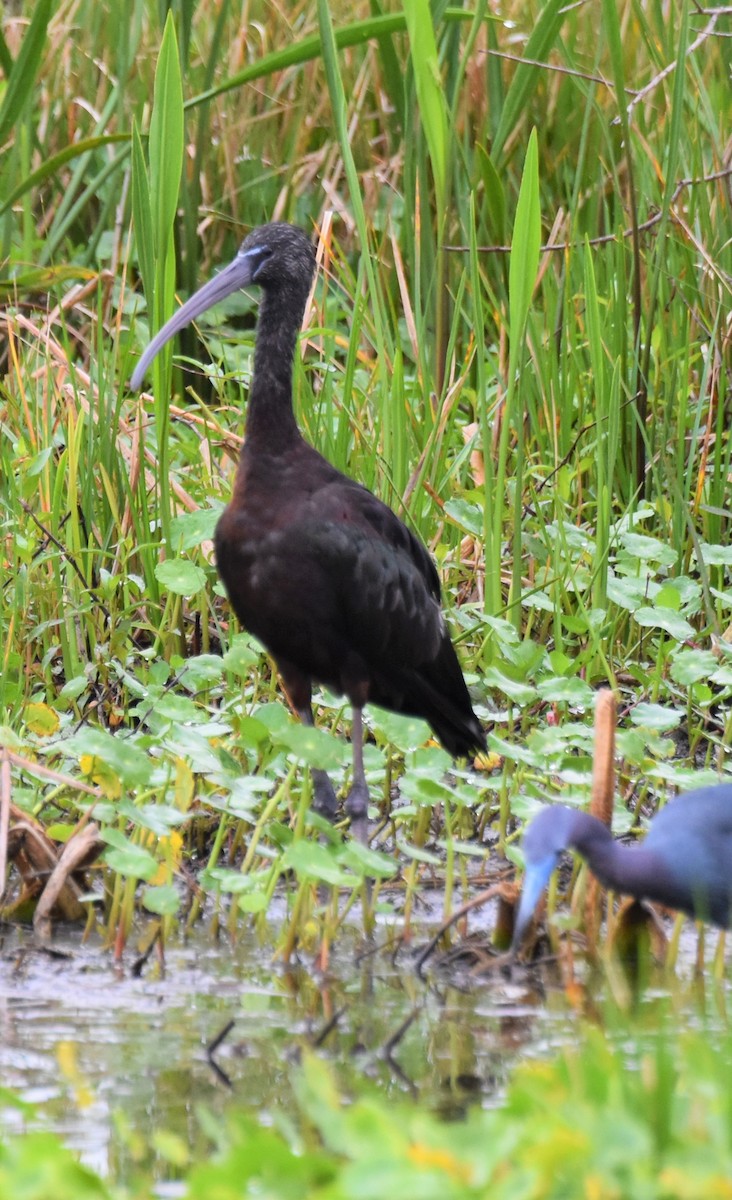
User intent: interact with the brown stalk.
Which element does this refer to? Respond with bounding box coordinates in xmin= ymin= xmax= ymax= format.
xmin=584 ymin=690 xmax=617 ymax=948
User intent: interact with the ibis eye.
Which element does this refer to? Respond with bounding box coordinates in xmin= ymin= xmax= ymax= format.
xmin=246 ymin=246 xmax=273 ymax=281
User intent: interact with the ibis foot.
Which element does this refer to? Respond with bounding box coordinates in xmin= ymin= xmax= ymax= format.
xmin=312 ymin=769 xmax=338 ymax=821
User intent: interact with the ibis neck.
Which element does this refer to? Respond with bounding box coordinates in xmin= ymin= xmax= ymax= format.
xmin=244 ymin=287 xmax=306 ymax=451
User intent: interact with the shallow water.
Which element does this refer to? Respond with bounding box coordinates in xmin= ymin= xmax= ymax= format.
xmin=0 ymin=913 xmax=725 ymax=1182
xmin=0 ymin=914 xmax=564 ymax=1178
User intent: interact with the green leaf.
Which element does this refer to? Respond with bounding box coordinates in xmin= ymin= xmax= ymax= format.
xmin=521 ymin=589 xmax=554 ymax=612
xmin=155 ymin=557 xmax=207 ymax=595
xmin=476 ymin=145 xmax=506 ymax=242
xmin=170 ymin=506 xmax=224 ymax=550
xmin=273 ymin=723 xmax=344 ymax=770
xmin=60 ymin=676 xmax=89 ymax=700
xmin=535 ymin=677 xmax=595 ymax=706
xmin=369 ymin=708 xmax=432 ymax=752
xmin=339 ymin=842 xmax=397 ymax=879
xmin=629 ymin=703 xmax=683 ymax=731
xmin=482 ymin=668 xmax=537 ymax=705
xmin=654 ymin=584 xmax=682 ymax=612
xmin=238 ymin=892 xmax=268 ymax=913
xmin=68 ymin=727 xmax=152 ymax=787
xmin=142 ymin=885 xmax=180 ymax=915
xmin=0 ymin=0 xmax=52 ymax=147
xmin=633 ymin=608 xmax=695 ymax=640
xmin=697 ymin=543 xmax=732 ymax=566
xmin=443 ymin=498 xmax=483 ymax=536
xmin=282 ymin=841 xmax=358 ymax=886
xmin=116 ymin=800 xmax=187 ymax=835
xmin=395 ymin=840 xmax=441 ymax=866
xmin=221 ymin=635 xmax=260 ymax=675
xmin=670 ymin=649 xmax=717 ymax=687
xmin=103 ymin=841 xmax=158 ymax=881
xmin=131 ymin=121 xmax=154 ymax=312
xmin=202 ymin=867 xmax=258 ymax=894
xmin=508 ymin=128 xmax=541 ymax=349
xmin=620 ymin=532 xmax=677 ymax=565
xmin=149 ymin=11 xmax=184 ymax=260
xmin=606 ymin=574 xmax=646 ymax=612
xmin=403 ymin=0 xmax=449 ymax=210
xmin=181 ymin=654 xmax=225 ymax=687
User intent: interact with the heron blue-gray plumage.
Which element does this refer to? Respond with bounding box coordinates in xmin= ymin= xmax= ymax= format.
xmin=511 ymin=784 xmax=732 ymax=953
xmin=130 ymin=222 xmax=485 ymax=841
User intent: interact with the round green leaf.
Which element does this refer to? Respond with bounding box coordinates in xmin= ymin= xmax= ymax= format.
xmin=142 ymin=884 xmax=180 ymax=915
xmin=629 ymin=703 xmax=683 ymax=731
xmin=633 ymin=608 xmax=694 ymax=640
xmin=155 ymin=557 xmax=207 ymax=596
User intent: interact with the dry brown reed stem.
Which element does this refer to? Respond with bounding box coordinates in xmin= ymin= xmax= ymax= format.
xmin=414 ymin=881 xmax=516 ymax=977
xmin=0 ymin=748 xmax=11 ymax=898
xmin=33 ymin=822 xmax=103 ymax=942
xmin=584 ymin=689 xmax=618 ymax=949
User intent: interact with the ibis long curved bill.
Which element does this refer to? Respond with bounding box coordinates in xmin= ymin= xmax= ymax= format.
xmin=129 ymin=247 xmax=264 ymax=391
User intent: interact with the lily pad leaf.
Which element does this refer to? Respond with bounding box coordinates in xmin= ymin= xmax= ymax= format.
xmin=634 ymin=608 xmax=694 ymax=640
xmin=155 ymin=557 xmax=207 ymax=596
xmin=142 ymin=884 xmax=180 ymax=915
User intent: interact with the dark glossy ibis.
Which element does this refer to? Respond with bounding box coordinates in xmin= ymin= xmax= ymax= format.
xmin=511 ymin=784 xmax=732 ymax=952
xmin=130 ymin=222 xmax=485 ymax=840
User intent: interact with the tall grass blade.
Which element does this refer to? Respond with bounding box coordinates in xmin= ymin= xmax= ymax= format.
xmin=491 ymin=128 xmax=540 ymax=625
xmin=149 ymin=12 xmax=185 ymax=284
xmin=403 ymin=0 xmax=449 ymax=213
xmin=316 ymin=0 xmax=388 ymax=356
xmin=130 ymin=122 xmax=155 ymax=315
xmin=584 ymin=238 xmax=611 ymax=610
xmin=133 ymin=11 xmax=185 ymax=582
xmin=491 ymin=0 xmax=566 ymax=162
xmin=0 ymin=134 xmax=130 ymax=221
xmin=185 ymin=8 xmax=474 ymax=112
xmin=0 ymin=0 xmax=52 ymax=148
xmin=601 ymin=0 xmax=643 ymax=498
xmin=507 ymin=130 xmax=541 ymax=350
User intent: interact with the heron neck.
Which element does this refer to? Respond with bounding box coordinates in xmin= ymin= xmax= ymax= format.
xmin=245 ymin=287 xmax=306 ymax=451
xmin=571 ymin=812 xmax=657 ymax=898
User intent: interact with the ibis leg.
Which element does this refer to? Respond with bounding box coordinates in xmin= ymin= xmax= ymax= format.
xmin=297 ymin=706 xmax=338 ymax=820
xmin=345 ymin=706 xmax=369 ymax=844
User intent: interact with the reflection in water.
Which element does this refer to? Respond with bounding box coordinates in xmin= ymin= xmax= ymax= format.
xmin=0 ymin=924 xmax=554 ymax=1178
xmin=1 ymin=917 xmax=717 ymax=1182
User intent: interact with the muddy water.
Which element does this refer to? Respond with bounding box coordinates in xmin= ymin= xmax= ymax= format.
xmin=0 ymin=914 xmax=573 ymax=1178
xmin=0 ymin=915 xmax=720 ymax=1181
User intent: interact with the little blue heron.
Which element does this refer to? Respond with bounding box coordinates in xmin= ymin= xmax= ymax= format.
xmin=130 ymin=223 xmax=485 ymax=841
xmin=511 ymin=784 xmax=732 ymax=952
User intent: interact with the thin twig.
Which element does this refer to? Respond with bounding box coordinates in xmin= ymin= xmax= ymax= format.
xmin=445 ymin=165 xmax=732 ymax=257
xmin=477 ymin=47 xmax=638 ymax=95
xmin=5 ymin=749 xmax=102 ymax=798
xmin=19 ymin=500 xmax=111 ymax=621
xmin=623 ymin=13 xmax=719 ymax=122
xmin=415 ymin=884 xmax=506 ymax=977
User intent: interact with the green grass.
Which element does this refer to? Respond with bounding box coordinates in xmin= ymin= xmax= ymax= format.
xmin=3 ymin=0 xmax=732 ymax=1193
xmin=2 ymin=0 xmax=732 ymax=942
xmin=5 ymin=1017 xmax=732 ymax=1198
